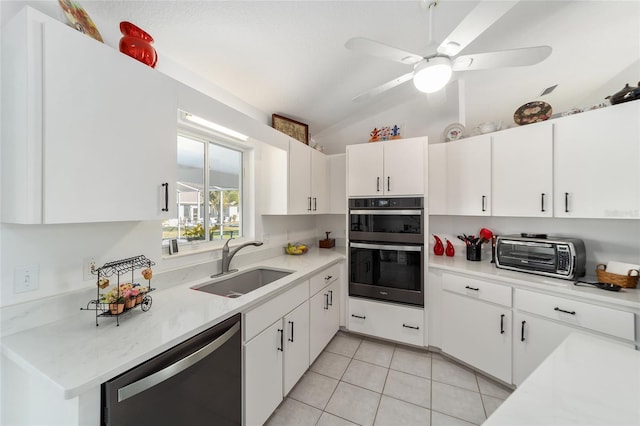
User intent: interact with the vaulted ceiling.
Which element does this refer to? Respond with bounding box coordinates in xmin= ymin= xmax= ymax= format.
xmin=5 ymin=1 xmax=640 ymax=143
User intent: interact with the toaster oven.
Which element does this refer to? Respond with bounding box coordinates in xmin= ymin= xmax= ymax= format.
xmin=495 ymin=234 xmax=586 ymax=280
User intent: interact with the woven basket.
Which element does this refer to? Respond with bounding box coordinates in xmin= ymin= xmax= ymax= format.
xmin=595 ymin=264 xmax=639 ymax=289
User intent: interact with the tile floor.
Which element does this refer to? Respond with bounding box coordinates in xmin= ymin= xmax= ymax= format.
xmin=265 ymin=331 xmax=513 ymax=426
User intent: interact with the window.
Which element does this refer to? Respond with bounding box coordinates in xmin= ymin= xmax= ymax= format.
xmin=162 ymin=132 xmax=243 ymax=243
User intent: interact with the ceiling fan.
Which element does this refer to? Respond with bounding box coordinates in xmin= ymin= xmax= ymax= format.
xmin=346 ymin=0 xmax=552 ymax=101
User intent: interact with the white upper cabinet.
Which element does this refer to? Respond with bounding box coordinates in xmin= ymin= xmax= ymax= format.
xmin=347 ymin=137 xmax=426 ymax=197
xmin=428 ymin=143 xmax=447 ymax=214
xmin=446 ymin=135 xmax=491 ymax=216
xmin=492 ymin=123 xmax=553 ymax=217
xmin=1 ymin=8 xmax=177 ymax=224
xmin=261 ymin=140 xmax=328 ymax=215
xmin=554 ymin=101 xmax=640 ymax=219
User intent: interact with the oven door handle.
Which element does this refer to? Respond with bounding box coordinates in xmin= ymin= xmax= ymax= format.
xmin=349 ymin=209 xmax=422 ymax=216
xmin=350 ymin=242 xmax=423 ymax=252
xmin=117 ymin=322 xmax=240 ymax=403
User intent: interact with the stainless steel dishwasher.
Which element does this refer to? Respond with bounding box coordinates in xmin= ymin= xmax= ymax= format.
xmin=102 ymin=314 xmax=241 ymax=425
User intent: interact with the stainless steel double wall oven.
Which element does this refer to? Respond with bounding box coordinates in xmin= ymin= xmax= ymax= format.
xmin=348 ymin=197 xmax=424 ymax=306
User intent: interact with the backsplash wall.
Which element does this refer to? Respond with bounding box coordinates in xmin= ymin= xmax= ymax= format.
xmin=429 ymin=216 xmax=640 ymax=277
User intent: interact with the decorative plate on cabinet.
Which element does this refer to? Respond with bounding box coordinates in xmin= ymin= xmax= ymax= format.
xmin=58 ymin=0 xmax=103 ymax=42
xmin=443 ymin=123 xmax=465 ymax=141
xmin=513 ymin=101 xmax=552 ymax=125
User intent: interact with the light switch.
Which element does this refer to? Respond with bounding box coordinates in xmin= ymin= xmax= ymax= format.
xmin=14 ymin=265 xmax=39 ymax=294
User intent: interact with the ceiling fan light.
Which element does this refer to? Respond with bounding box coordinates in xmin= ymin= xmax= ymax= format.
xmin=413 ymin=57 xmax=452 ymax=93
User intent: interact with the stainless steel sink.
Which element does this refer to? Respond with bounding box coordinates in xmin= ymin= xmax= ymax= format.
xmin=192 ymin=267 xmax=293 ymax=298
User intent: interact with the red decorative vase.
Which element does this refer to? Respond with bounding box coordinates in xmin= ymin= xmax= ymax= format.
xmin=445 ymin=239 xmax=455 ymax=257
xmin=119 ymin=21 xmax=157 ymax=68
xmin=433 ymin=235 xmax=444 ymax=256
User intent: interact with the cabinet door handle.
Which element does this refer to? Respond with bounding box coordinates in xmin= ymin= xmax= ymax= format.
xmin=277 ymin=328 xmax=284 ymax=351
xmin=402 ymin=323 xmax=419 ymax=330
xmin=328 ymin=290 xmax=333 ymax=306
xmin=313 ymin=197 xmax=317 ymax=211
xmin=500 ymin=314 xmax=505 ymax=334
xmin=554 ymin=307 xmax=576 ymax=315
xmin=387 ymin=176 xmax=391 ymax=192
xmin=161 ymin=183 xmax=169 ymax=212
xmin=465 ymin=285 xmax=479 ymax=291
xmin=351 ymin=314 xmax=366 ymax=319
xmin=376 ymin=177 xmax=380 ymax=192
xmin=308 ymin=196 xmax=312 ymax=211
xmin=481 ymin=195 xmax=487 ymax=212
xmin=564 ymin=192 xmax=569 ymax=213
xmin=541 ymin=193 xmax=546 ymax=212
xmin=324 ymin=293 xmax=329 ymax=310
xmin=520 ymin=320 xmax=526 ymax=342
xmin=288 ymin=321 xmax=294 ymax=342
xmin=325 ymin=275 xmax=333 ymax=281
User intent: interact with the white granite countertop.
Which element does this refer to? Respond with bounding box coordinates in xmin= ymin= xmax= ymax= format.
xmin=484 ymin=332 xmax=640 ymax=425
xmin=0 ymin=248 xmax=344 ymax=399
xmin=429 ymin=255 xmax=640 ymax=312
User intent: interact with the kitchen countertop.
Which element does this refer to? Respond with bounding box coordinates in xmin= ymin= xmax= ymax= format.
xmin=429 ymin=255 xmax=640 ymax=311
xmin=483 ymin=332 xmax=640 ymax=425
xmin=0 ymin=248 xmax=344 ymax=399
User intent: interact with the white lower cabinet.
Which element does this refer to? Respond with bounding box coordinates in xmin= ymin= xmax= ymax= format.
xmin=513 ymin=289 xmax=635 ymax=385
xmin=441 ymin=292 xmax=512 ymax=383
xmin=348 ymin=297 xmax=424 ymax=346
xmin=309 ymin=271 xmax=340 ymax=363
xmin=283 ymin=301 xmax=310 ymax=395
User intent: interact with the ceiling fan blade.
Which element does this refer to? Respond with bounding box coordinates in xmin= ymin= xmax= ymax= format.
xmin=345 ymin=37 xmax=423 ymax=65
xmin=451 ymin=46 xmax=552 ymax=71
xmin=352 ymin=72 xmax=414 ymax=102
xmin=437 ymin=0 xmax=519 ymax=57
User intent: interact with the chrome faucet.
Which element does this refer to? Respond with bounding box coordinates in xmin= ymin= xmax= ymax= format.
xmin=213 ymin=238 xmax=264 ymax=277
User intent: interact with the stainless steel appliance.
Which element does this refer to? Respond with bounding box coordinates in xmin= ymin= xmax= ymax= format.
xmin=496 ymin=234 xmax=586 ymax=280
xmin=349 ymin=197 xmax=424 ymax=306
xmin=102 ymin=314 xmax=241 ymax=426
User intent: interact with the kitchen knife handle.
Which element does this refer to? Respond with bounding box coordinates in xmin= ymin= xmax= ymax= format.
xmin=481 ymin=195 xmax=486 ymax=212
xmin=500 ymin=314 xmax=505 ymax=334
xmin=564 ymin=192 xmax=569 ymax=213
xmin=162 ymin=183 xmax=169 ymax=212
xmin=376 ymin=177 xmax=380 ymax=192
xmin=520 ymin=320 xmax=526 ymax=342
xmin=541 ymin=193 xmax=545 ymax=212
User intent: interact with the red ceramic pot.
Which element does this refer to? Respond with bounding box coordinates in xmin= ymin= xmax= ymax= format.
xmin=119 ymin=21 xmax=157 ymax=68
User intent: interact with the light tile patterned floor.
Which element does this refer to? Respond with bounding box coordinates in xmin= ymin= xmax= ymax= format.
xmin=265 ymin=331 xmax=513 ymax=426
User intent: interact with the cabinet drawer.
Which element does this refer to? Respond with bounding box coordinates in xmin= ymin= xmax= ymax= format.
xmin=348 ymin=297 xmax=424 ymax=346
xmin=515 ymin=289 xmax=634 ymax=341
xmin=442 ymin=272 xmax=512 ymax=307
xmin=245 ymin=281 xmax=309 ymax=341
xmin=309 ymin=263 xmax=340 ymax=296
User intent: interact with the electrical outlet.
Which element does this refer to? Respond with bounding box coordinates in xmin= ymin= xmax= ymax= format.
xmin=14 ymin=265 xmax=39 ymax=294
xmin=83 ymin=256 xmax=96 ymax=281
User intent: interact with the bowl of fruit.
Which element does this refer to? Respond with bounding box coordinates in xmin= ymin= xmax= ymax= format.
xmin=284 ymin=243 xmax=308 ymax=255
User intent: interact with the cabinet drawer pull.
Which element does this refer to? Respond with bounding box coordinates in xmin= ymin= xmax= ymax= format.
xmin=564 ymin=192 xmax=569 ymax=213
xmin=402 ymin=323 xmax=419 ymax=330
xmin=500 ymin=314 xmax=505 ymax=334
xmin=308 ymin=196 xmax=312 ymax=212
xmin=325 ymin=275 xmax=333 ymax=281
xmin=541 ymin=193 xmax=546 ymax=212
xmin=324 ymin=294 xmax=329 ymax=310
xmin=277 ymin=328 xmax=284 ymax=351
xmin=313 ymin=197 xmax=317 ymax=211
xmin=351 ymin=314 xmax=366 ymax=319
xmin=288 ymin=321 xmax=294 ymax=342
xmin=554 ymin=307 xmax=576 ymax=315
xmin=376 ymin=177 xmax=380 ymax=192
xmin=161 ymin=183 xmax=169 ymax=212
xmin=328 ymin=290 xmax=333 ymax=306
xmin=482 ymin=195 xmax=487 ymax=212
xmin=520 ymin=320 xmax=526 ymax=342
xmin=465 ymin=286 xmax=479 ymax=291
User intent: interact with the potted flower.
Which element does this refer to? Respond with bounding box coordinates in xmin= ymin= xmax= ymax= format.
xmin=101 ymin=288 xmax=125 ymax=315
xmin=132 ymin=283 xmax=146 ymax=304
xmin=119 ymin=283 xmax=138 ymax=309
